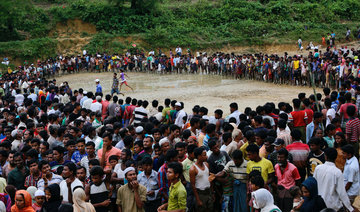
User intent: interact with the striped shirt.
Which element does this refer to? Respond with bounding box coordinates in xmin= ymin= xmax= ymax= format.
xmin=157 ymin=162 xmax=170 ymax=203
xmin=133 ymin=107 xmax=148 ymax=124
xmin=37 ymin=173 xmax=63 ymax=191
xmin=223 ymin=160 xmax=248 ymax=183
xmin=346 ymin=118 xmax=360 ymax=143
xmin=286 ymin=142 xmax=310 ymax=168
xmin=24 ymin=173 xmax=42 ymax=188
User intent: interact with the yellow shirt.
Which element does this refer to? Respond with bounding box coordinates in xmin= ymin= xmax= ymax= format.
xmin=182 ymin=158 xmax=195 ymax=182
xmin=168 ymin=181 xmax=187 ymax=211
xmin=240 ymin=142 xmax=249 ymax=161
xmin=246 ymin=158 xmax=274 ymax=182
xmin=294 ymin=60 xmax=300 ymax=70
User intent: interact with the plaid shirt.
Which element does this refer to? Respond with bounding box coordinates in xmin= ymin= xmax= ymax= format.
xmin=157 ymin=162 xmax=170 ymax=202
xmin=24 ymin=173 xmax=42 ymax=188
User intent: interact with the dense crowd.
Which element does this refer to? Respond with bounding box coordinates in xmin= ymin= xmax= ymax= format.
xmin=1 ymin=45 xmax=360 ymax=212
xmin=5 ymin=42 xmax=360 ymax=89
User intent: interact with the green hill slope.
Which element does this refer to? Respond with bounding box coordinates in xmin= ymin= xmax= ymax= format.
xmin=1 ymin=0 xmax=359 ymax=61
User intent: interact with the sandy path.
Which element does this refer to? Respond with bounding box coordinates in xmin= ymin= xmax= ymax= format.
xmin=56 ymin=72 xmax=315 ymax=115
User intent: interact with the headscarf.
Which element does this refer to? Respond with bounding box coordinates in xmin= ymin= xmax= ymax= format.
xmin=300 ymin=176 xmax=327 ymax=212
xmin=4 ymin=185 xmax=16 ymax=206
xmin=26 ymin=186 xmax=37 ymax=203
xmin=0 ymin=177 xmax=7 ymax=193
xmin=251 ymin=188 xmax=281 ymax=212
xmin=72 ymin=188 xmax=95 ymax=212
xmin=41 ymin=184 xmax=61 ymax=212
xmin=10 ymin=190 xmax=35 ymax=212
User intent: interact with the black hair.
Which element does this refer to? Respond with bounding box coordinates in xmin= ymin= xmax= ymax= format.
xmin=194 ymin=147 xmax=205 ymax=158
xmin=168 ymin=162 xmax=183 ymax=176
xmin=250 ymin=175 xmax=264 ymax=188
xmin=324 ymin=148 xmax=337 ymax=161
xmin=76 ymin=138 xmax=85 ymax=145
xmin=134 ymin=140 xmax=144 ymax=148
xmin=109 ymin=155 xmax=119 ymax=162
xmin=208 ymin=138 xmax=218 ymax=149
xmin=222 ymin=132 xmax=232 ymax=143
xmin=85 ymin=141 xmax=95 ymax=148
xmin=347 ymin=105 xmax=356 ymax=117
xmin=65 ymin=162 xmax=77 ymax=176
xmin=38 ymin=160 xmax=49 ymax=170
xmin=89 ymin=159 xmax=100 ymax=166
xmin=90 ymin=166 xmax=104 ymax=176
xmin=175 ymin=142 xmax=186 ymax=149
xmin=277 ymin=148 xmax=289 ymax=158
xmin=141 ymin=157 xmax=153 ymax=166
xmin=341 ymin=144 xmax=354 ymax=156
xmin=291 ymin=129 xmax=302 ymax=141
xmin=246 ymin=144 xmax=259 ymax=154
xmin=309 ymin=137 xmax=322 ymax=146
xmin=187 ymin=144 xmax=197 ymax=154
xmin=165 ymin=149 xmax=178 ymax=162
xmin=232 ymin=150 xmax=243 ymax=160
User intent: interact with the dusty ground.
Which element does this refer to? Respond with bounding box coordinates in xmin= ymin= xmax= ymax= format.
xmin=56 ymin=72 xmax=315 ymax=115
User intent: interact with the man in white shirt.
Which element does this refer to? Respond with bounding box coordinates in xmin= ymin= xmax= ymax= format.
xmin=227 ymin=102 xmax=241 ymax=125
xmin=83 ymin=93 xmax=93 ymax=110
xmin=175 ymin=46 xmax=182 ymax=56
xmin=175 ymin=102 xmax=186 ymax=128
xmin=37 ymin=160 xmax=63 ymax=191
xmin=314 ymin=148 xmax=355 ymax=212
xmin=90 ymin=96 xmax=102 ymax=112
xmin=60 ymin=162 xmax=83 ymax=203
xmin=14 ymin=89 xmax=24 ymax=106
xmin=28 ymin=88 xmax=37 ymax=102
xmin=341 ymin=144 xmax=360 ymax=203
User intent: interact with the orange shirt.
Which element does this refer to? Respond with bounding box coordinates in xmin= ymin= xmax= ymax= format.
xmin=97 ymin=147 xmax=122 ymax=166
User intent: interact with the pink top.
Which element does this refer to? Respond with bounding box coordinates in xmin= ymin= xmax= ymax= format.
xmin=274 ymin=162 xmax=301 ymax=189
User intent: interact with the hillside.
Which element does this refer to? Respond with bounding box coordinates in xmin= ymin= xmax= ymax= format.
xmin=0 ymin=0 xmax=360 ymax=62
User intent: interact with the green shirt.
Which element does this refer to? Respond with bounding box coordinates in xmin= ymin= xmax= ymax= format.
xmin=7 ymin=167 xmax=29 ymax=190
xmin=168 ymin=181 xmax=187 ymax=211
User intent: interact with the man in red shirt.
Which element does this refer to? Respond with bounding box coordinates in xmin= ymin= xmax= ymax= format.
xmin=289 ymin=99 xmax=308 ymax=142
xmin=345 ymin=105 xmax=360 ymax=158
xmin=275 ymin=148 xmax=301 ymax=212
xmin=340 ymin=92 xmax=357 ymax=121
xmin=286 ymin=129 xmax=310 ymax=182
xmin=98 ymin=132 xmax=122 ymax=168
xmin=303 ymin=98 xmax=314 ymax=123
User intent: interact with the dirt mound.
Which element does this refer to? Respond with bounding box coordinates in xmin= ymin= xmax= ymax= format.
xmin=49 ymin=19 xmax=96 ymax=55
xmin=50 ymin=19 xmax=96 ymax=37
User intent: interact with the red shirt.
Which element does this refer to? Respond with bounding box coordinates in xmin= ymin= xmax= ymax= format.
xmin=346 ymin=118 xmax=360 ymax=143
xmin=289 ymin=110 xmax=308 ymax=127
xmin=340 ymin=103 xmax=357 ymax=120
xmin=275 ymin=162 xmax=301 ymax=189
xmin=286 ymin=142 xmax=310 ymax=167
xmin=304 ymin=108 xmax=314 ymax=123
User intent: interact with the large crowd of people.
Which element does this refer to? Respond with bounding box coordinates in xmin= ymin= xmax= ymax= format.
xmin=1 ymin=43 xmax=360 ymax=212
xmin=5 ymin=42 xmax=360 ymax=90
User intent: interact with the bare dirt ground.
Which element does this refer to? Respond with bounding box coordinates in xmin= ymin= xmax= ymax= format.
xmin=56 ymin=72 xmax=314 ymax=115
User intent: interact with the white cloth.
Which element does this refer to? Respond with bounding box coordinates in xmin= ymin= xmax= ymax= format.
xmin=60 ymin=178 xmax=83 ymax=203
xmin=343 ymin=156 xmax=360 ymax=196
xmin=252 ymin=188 xmax=281 ymax=211
xmin=28 ymin=93 xmax=37 ymax=102
xmin=314 ymin=161 xmax=354 ymax=211
xmin=326 ymin=108 xmax=336 ymax=126
xmin=37 ymin=173 xmax=63 ymax=191
xmin=175 ymin=110 xmax=186 ymax=128
xmin=90 ymin=102 xmax=102 ymax=112
xmin=227 ymin=110 xmax=241 ymax=125
xmin=83 ymin=99 xmax=93 ymax=110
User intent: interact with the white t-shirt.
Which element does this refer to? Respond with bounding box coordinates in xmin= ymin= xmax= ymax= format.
xmin=90 ymin=102 xmax=102 ymax=112
xmin=114 ymin=164 xmax=125 ymax=179
xmin=60 ymin=178 xmax=83 ymax=203
xmin=326 ymin=108 xmax=336 ymax=126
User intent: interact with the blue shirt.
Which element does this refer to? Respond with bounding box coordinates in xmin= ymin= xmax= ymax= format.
xmin=96 ymin=84 xmax=102 ymax=93
xmin=71 ymin=151 xmax=88 ymax=164
xmin=137 ymin=170 xmax=160 ymax=201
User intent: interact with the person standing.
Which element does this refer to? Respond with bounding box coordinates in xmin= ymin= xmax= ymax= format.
xmin=95 ymin=79 xmax=102 ymax=93
xmin=182 ymin=144 xmax=197 ymax=212
xmin=341 ymin=144 xmax=360 ymax=204
xmin=59 ymin=162 xmax=83 ymax=203
xmin=314 ymin=148 xmax=355 ymax=212
xmin=345 ymin=105 xmax=360 ymax=158
xmin=116 ymin=167 xmax=147 ymax=212
xmin=298 ymin=37 xmax=302 ymax=50
xmin=289 ymin=99 xmax=308 ymax=142
xmin=157 ymin=162 xmax=187 ymax=212
xmin=274 ymin=148 xmax=301 ymax=212
xmin=189 ymin=147 xmax=214 ymax=212
xmin=7 ymin=152 xmax=29 ymax=190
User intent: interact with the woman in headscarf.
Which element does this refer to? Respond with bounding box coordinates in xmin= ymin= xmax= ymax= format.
xmin=300 ymin=176 xmax=327 ymax=212
xmin=252 ymin=188 xmax=281 ymax=212
xmin=10 ymin=190 xmax=35 ymax=212
xmin=26 ymin=187 xmax=37 ymax=204
xmin=4 ymin=185 xmax=16 ymax=206
xmin=41 ymin=184 xmax=61 ymax=212
xmin=72 ymin=187 xmax=95 ymax=212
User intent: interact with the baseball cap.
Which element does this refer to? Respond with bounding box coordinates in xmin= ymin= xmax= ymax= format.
xmin=274 ymin=138 xmax=285 ymax=146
